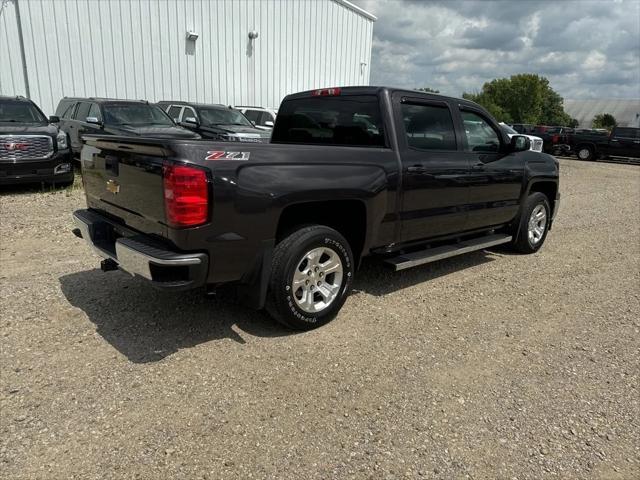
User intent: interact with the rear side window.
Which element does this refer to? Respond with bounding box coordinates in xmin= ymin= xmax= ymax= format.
xmin=167 ymin=105 xmax=181 ymax=122
xmin=56 ymin=100 xmax=72 ymax=117
xmin=461 ymin=110 xmax=501 ymax=152
xmin=613 ymin=127 xmax=638 ymax=139
xmin=271 ymin=95 xmax=385 ymax=147
xmin=75 ymin=102 xmax=91 ymax=121
xmin=61 ymin=102 xmax=76 ymax=118
xmin=401 ymin=103 xmax=456 ymax=151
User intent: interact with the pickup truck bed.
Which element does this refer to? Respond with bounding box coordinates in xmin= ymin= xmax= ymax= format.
xmin=74 ymin=86 xmax=560 ymax=330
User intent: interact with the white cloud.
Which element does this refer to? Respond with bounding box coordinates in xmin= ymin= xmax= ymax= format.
xmin=359 ymin=0 xmax=640 ymax=99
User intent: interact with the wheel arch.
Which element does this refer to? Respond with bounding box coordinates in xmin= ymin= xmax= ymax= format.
xmin=275 ymin=199 xmax=370 ymax=264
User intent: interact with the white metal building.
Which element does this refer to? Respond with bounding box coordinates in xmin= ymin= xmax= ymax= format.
xmin=0 ymin=0 xmax=375 ymax=115
xmin=564 ymin=99 xmax=640 ymax=128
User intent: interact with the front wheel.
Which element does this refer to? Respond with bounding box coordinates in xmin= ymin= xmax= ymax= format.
xmin=266 ymin=225 xmax=354 ymax=330
xmin=510 ymin=192 xmax=551 ymax=254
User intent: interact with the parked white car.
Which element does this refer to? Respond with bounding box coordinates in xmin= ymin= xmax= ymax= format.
xmin=235 ymin=106 xmax=278 ymax=130
xmin=500 ymin=123 xmax=543 ymax=152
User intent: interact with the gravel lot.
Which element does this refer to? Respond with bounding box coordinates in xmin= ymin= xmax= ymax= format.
xmin=1 ymin=158 xmax=639 ymax=480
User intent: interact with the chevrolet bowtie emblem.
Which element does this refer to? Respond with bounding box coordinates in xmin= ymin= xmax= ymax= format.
xmin=106 ymin=179 xmax=120 ymax=194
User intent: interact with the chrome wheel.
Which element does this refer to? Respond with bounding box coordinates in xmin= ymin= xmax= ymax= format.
xmin=527 ymin=204 xmax=547 ymax=245
xmin=291 ymin=247 xmax=343 ymax=313
xmin=578 ymin=148 xmax=591 ymax=160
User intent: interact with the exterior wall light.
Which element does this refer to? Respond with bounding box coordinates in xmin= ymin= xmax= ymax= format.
xmin=186 ymin=31 xmax=199 ymax=41
xmin=248 ymin=31 xmax=259 ymax=40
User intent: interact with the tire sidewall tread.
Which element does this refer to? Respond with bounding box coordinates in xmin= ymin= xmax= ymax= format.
xmin=267 ymin=225 xmax=354 ymax=330
xmin=512 ymin=192 xmax=551 ymax=254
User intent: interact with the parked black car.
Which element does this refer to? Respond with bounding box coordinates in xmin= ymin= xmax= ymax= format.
xmin=74 ymin=86 xmax=559 ymax=330
xmin=55 ymin=98 xmax=200 ymax=157
xmin=157 ymin=101 xmax=270 ymax=142
xmin=568 ymin=126 xmax=640 ymax=161
xmin=0 ymin=96 xmax=73 ymax=186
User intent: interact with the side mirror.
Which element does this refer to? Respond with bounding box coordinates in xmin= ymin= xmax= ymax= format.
xmin=49 ymin=115 xmax=60 ymax=123
xmin=264 ymin=120 xmax=274 ymax=127
xmin=86 ymin=116 xmax=102 ymax=126
xmin=180 ymin=117 xmax=199 ymax=128
xmin=510 ymin=135 xmax=530 ymax=152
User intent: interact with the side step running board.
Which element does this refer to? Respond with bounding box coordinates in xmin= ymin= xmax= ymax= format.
xmin=384 ymin=234 xmax=512 ymax=271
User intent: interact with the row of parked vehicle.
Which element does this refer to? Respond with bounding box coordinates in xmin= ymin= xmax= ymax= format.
xmin=510 ymin=123 xmax=640 ymax=161
xmin=0 ymin=95 xmax=278 ymax=185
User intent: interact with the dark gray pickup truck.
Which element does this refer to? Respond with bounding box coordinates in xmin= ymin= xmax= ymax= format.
xmin=73 ymin=87 xmax=560 ymax=330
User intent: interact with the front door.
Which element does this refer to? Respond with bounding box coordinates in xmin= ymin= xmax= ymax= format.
xmin=396 ymin=96 xmax=470 ymax=242
xmin=458 ymin=108 xmax=525 ymax=230
xmin=609 ymin=127 xmax=639 ymax=158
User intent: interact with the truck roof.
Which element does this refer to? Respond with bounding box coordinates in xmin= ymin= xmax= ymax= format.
xmin=157 ymin=100 xmax=230 ymax=109
xmin=283 ymin=86 xmax=483 ymax=110
xmin=59 ymin=97 xmax=151 ymax=105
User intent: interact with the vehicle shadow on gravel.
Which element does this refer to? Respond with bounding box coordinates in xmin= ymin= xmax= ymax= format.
xmin=59 ymin=250 xmax=500 ymax=363
xmin=59 ymin=269 xmax=294 ymax=364
xmin=354 ymin=250 xmax=498 ymax=296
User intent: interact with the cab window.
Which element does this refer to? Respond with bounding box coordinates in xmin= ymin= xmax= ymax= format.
xmin=167 ymin=105 xmax=182 ymax=122
xmin=272 ymin=95 xmax=385 ymax=147
xmin=75 ymin=102 xmax=92 ymax=122
xmin=244 ymin=110 xmax=260 ymax=123
xmin=88 ymin=103 xmax=102 ymax=121
xmin=181 ymin=106 xmax=197 ymax=122
xmin=461 ymin=110 xmax=501 ymax=152
xmin=401 ymin=103 xmax=456 ymax=151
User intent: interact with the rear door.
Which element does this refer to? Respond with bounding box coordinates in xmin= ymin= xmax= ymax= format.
xmin=394 ymin=94 xmax=470 ymax=241
xmin=458 ymin=107 xmax=524 ymax=230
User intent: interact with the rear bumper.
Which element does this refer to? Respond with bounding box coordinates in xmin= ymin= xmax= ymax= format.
xmin=0 ymin=151 xmax=73 ymax=185
xmin=73 ymin=209 xmax=208 ymax=290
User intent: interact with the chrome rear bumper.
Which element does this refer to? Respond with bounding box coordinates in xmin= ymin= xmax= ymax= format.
xmin=73 ymin=209 xmax=208 ymax=290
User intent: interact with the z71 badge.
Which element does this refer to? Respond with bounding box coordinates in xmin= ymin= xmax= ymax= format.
xmin=205 ymin=151 xmax=251 ymax=161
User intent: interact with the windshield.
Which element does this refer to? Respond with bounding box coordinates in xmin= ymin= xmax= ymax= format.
xmin=198 ymin=108 xmax=253 ymax=127
xmin=0 ymin=100 xmax=47 ymax=124
xmin=500 ymin=124 xmax=518 ymax=135
xmin=102 ymin=104 xmax=174 ymax=126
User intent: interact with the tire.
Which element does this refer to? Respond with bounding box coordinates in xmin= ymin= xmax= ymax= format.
xmin=576 ymin=145 xmax=594 ymax=161
xmin=266 ymin=225 xmax=354 ymax=330
xmin=510 ymin=192 xmax=551 ymax=254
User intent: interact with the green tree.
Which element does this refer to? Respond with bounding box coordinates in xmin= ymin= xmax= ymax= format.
xmin=462 ymin=91 xmax=512 ymax=123
xmin=567 ymin=118 xmax=580 ymax=128
xmin=415 ymin=87 xmax=440 ymax=93
xmin=462 ymin=73 xmax=573 ymax=126
xmin=592 ymin=113 xmax=617 ymax=130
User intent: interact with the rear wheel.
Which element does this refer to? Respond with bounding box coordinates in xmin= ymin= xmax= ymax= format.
xmin=577 ymin=145 xmax=594 ymax=161
xmin=266 ymin=225 xmax=354 ymax=330
xmin=511 ymin=192 xmax=551 ymax=254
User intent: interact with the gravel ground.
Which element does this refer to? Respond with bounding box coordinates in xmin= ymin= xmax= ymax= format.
xmin=1 ymin=159 xmax=639 ymax=480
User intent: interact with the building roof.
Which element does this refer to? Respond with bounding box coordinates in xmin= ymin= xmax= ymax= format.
xmin=564 ymin=99 xmax=640 ymax=128
xmin=334 ymin=0 xmax=377 ymax=21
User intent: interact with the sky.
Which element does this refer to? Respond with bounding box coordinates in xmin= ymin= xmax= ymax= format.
xmin=358 ymin=0 xmax=640 ymax=99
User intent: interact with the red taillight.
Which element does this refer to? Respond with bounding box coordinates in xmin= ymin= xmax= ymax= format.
xmin=311 ymin=87 xmax=341 ymax=97
xmin=163 ymin=162 xmax=209 ymax=228
xmin=551 ymin=134 xmax=559 ymax=143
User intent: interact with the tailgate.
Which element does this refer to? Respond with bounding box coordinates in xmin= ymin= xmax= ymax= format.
xmin=81 ymin=137 xmax=169 ymax=236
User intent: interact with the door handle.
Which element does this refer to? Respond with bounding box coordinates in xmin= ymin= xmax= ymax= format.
xmin=407 ymin=165 xmax=427 ymax=173
xmin=472 ymin=163 xmax=485 ymax=170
